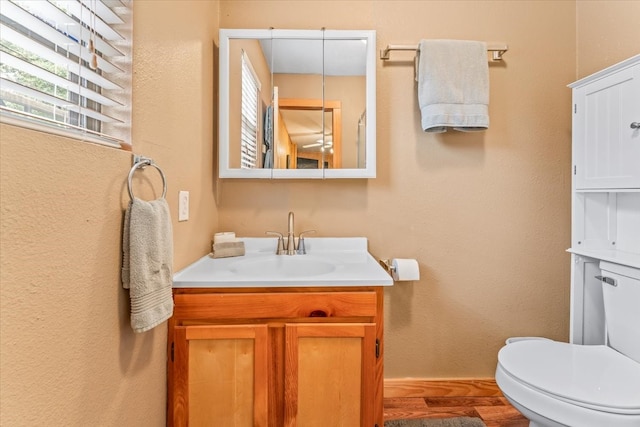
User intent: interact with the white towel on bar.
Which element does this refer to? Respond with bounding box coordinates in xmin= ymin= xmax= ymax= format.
xmin=122 ymin=197 xmax=174 ymax=333
xmin=417 ymin=39 xmax=489 ymax=133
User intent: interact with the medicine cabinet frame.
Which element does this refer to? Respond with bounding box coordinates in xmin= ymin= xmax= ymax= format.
xmin=218 ymin=28 xmax=377 ymax=179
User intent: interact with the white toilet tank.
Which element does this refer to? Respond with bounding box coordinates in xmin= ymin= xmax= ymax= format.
xmin=600 ymin=261 xmax=640 ymax=364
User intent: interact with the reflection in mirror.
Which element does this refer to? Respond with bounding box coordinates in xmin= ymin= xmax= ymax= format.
xmin=323 ymin=38 xmax=367 ymax=169
xmin=269 ymin=37 xmax=324 ymax=170
xmin=357 ymin=110 xmax=366 ymax=168
xmin=219 ymin=29 xmax=376 ymax=178
xmin=227 ymin=37 xmax=272 ymax=170
xmin=277 ymin=98 xmax=340 ymax=169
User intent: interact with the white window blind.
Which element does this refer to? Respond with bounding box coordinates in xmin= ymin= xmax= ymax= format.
xmin=0 ymin=0 xmax=132 ymax=148
xmin=240 ymin=50 xmax=261 ymax=169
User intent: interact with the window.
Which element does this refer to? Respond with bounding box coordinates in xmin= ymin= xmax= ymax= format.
xmin=240 ymin=50 xmax=261 ymax=169
xmin=0 ymin=0 xmax=132 ymax=148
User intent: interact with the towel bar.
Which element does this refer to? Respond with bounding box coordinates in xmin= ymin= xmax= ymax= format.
xmin=127 ymin=155 xmax=167 ymax=201
xmin=380 ymin=43 xmax=508 ymax=61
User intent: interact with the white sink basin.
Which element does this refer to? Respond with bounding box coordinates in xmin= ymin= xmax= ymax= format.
xmin=172 ymin=237 xmax=394 ymax=288
xmin=229 ymin=255 xmax=336 ymax=278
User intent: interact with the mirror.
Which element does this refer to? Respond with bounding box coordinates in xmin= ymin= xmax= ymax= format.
xmin=219 ymin=29 xmax=376 ymax=179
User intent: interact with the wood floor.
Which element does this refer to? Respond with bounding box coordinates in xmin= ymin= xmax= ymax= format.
xmin=383 ymin=396 xmax=529 ymax=427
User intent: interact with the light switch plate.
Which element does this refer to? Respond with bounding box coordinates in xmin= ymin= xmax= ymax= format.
xmin=178 ymin=191 xmax=189 ymax=221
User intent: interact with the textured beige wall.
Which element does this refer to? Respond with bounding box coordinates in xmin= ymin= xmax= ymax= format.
xmin=217 ymin=0 xmax=577 ymax=378
xmin=0 ymin=1 xmax=218 ymax=425
xmin=1 ymin=1 xmax=638 ymax=425
xmin=576 ymin=0 xmax=640 ymax=78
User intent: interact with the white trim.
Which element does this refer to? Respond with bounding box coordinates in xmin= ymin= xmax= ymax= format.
xmin=568 ymin=55 xmax=640 ymax=89
xmin=0 ymin=111 xmax=122 ymax=148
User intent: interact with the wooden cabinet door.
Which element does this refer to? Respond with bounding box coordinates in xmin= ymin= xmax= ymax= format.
xmin=574 ymin=61 xmax=640 ymax=189
xmin=283 ymin=323 xmax=376 ymax=427
xmin=172 ymin=324 xmax=269 ymax=427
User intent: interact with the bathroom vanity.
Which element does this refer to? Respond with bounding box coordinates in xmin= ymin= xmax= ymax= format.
xmin=167 ymin=238 xmax=393 ymax=426
xmin=568 ymin=55 xmax=640 ymax=345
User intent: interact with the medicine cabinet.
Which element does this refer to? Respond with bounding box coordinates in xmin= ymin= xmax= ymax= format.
xmin=218 ymin=29 xmax=376 ymax=179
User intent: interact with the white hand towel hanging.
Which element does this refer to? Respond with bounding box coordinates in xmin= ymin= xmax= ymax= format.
xmin=417 ymin=39 xmax=489 ymax=133
xmin=122 ymin=197 xmax=174 ymax=333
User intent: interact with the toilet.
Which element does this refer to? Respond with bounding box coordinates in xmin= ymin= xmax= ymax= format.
xmin=495 ymin=261 xmax=640 ymax=427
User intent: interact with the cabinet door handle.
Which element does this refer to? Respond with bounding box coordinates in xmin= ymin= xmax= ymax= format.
xmin=595 ymin=275 xmax=617 ymax=287
xmin=631 ymin=122 xmax=640 ymax=129
xmin=309 ymin=309 xmax=328 ymax=317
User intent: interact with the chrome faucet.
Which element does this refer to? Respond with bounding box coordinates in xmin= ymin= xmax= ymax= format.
xmin=286 ymin=211 xmax=296 ymax=255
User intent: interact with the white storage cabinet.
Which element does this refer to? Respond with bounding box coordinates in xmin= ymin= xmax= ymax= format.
xmin=568 ymin=55 xmax=640 ymax=344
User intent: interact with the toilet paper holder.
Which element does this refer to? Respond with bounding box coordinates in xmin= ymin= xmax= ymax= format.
xmin=379 ymin=259 xmax=396 ymax=276
xmin=379 ymin=258 xmax=421 ymax=281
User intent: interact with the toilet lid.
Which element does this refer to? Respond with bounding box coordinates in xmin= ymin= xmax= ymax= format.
xmin=498 ymin=340 xmax=640 ymax=414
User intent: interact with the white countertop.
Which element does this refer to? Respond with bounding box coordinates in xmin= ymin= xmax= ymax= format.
xmin=173 ymin=237 xmax=394 ymax=288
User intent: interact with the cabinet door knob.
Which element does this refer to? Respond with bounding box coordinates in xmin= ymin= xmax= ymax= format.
xmin=631 ymin=122 xmax=640 ymax=129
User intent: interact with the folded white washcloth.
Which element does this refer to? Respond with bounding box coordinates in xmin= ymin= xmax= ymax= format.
xmin=417 ymin=39 xmax=489 ymax=133
xmin=122 ymin=197 xmax=174 ymax=333
xmin=213 ymin=231 xmax=237 ymax=244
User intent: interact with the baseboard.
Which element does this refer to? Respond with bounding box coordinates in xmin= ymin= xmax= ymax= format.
xmin=384 ymin=378 xmax=502 ymax=398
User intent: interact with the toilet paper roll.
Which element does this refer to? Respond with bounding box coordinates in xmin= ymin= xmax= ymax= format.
xmin=392 ymin=258 xmax=420 ymax=281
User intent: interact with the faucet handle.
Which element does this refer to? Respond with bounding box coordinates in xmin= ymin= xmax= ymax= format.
xmin=297 ymin=230 xmax=316 ymax=255
xmin=265 ymin=231 xmax=286 ymax=255
xmin=299 ymin=230 xmax=316 ymax=238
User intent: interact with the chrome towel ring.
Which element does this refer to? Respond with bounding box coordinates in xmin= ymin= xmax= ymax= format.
xmin=127 ymin=156 xmax=167 ymax=201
